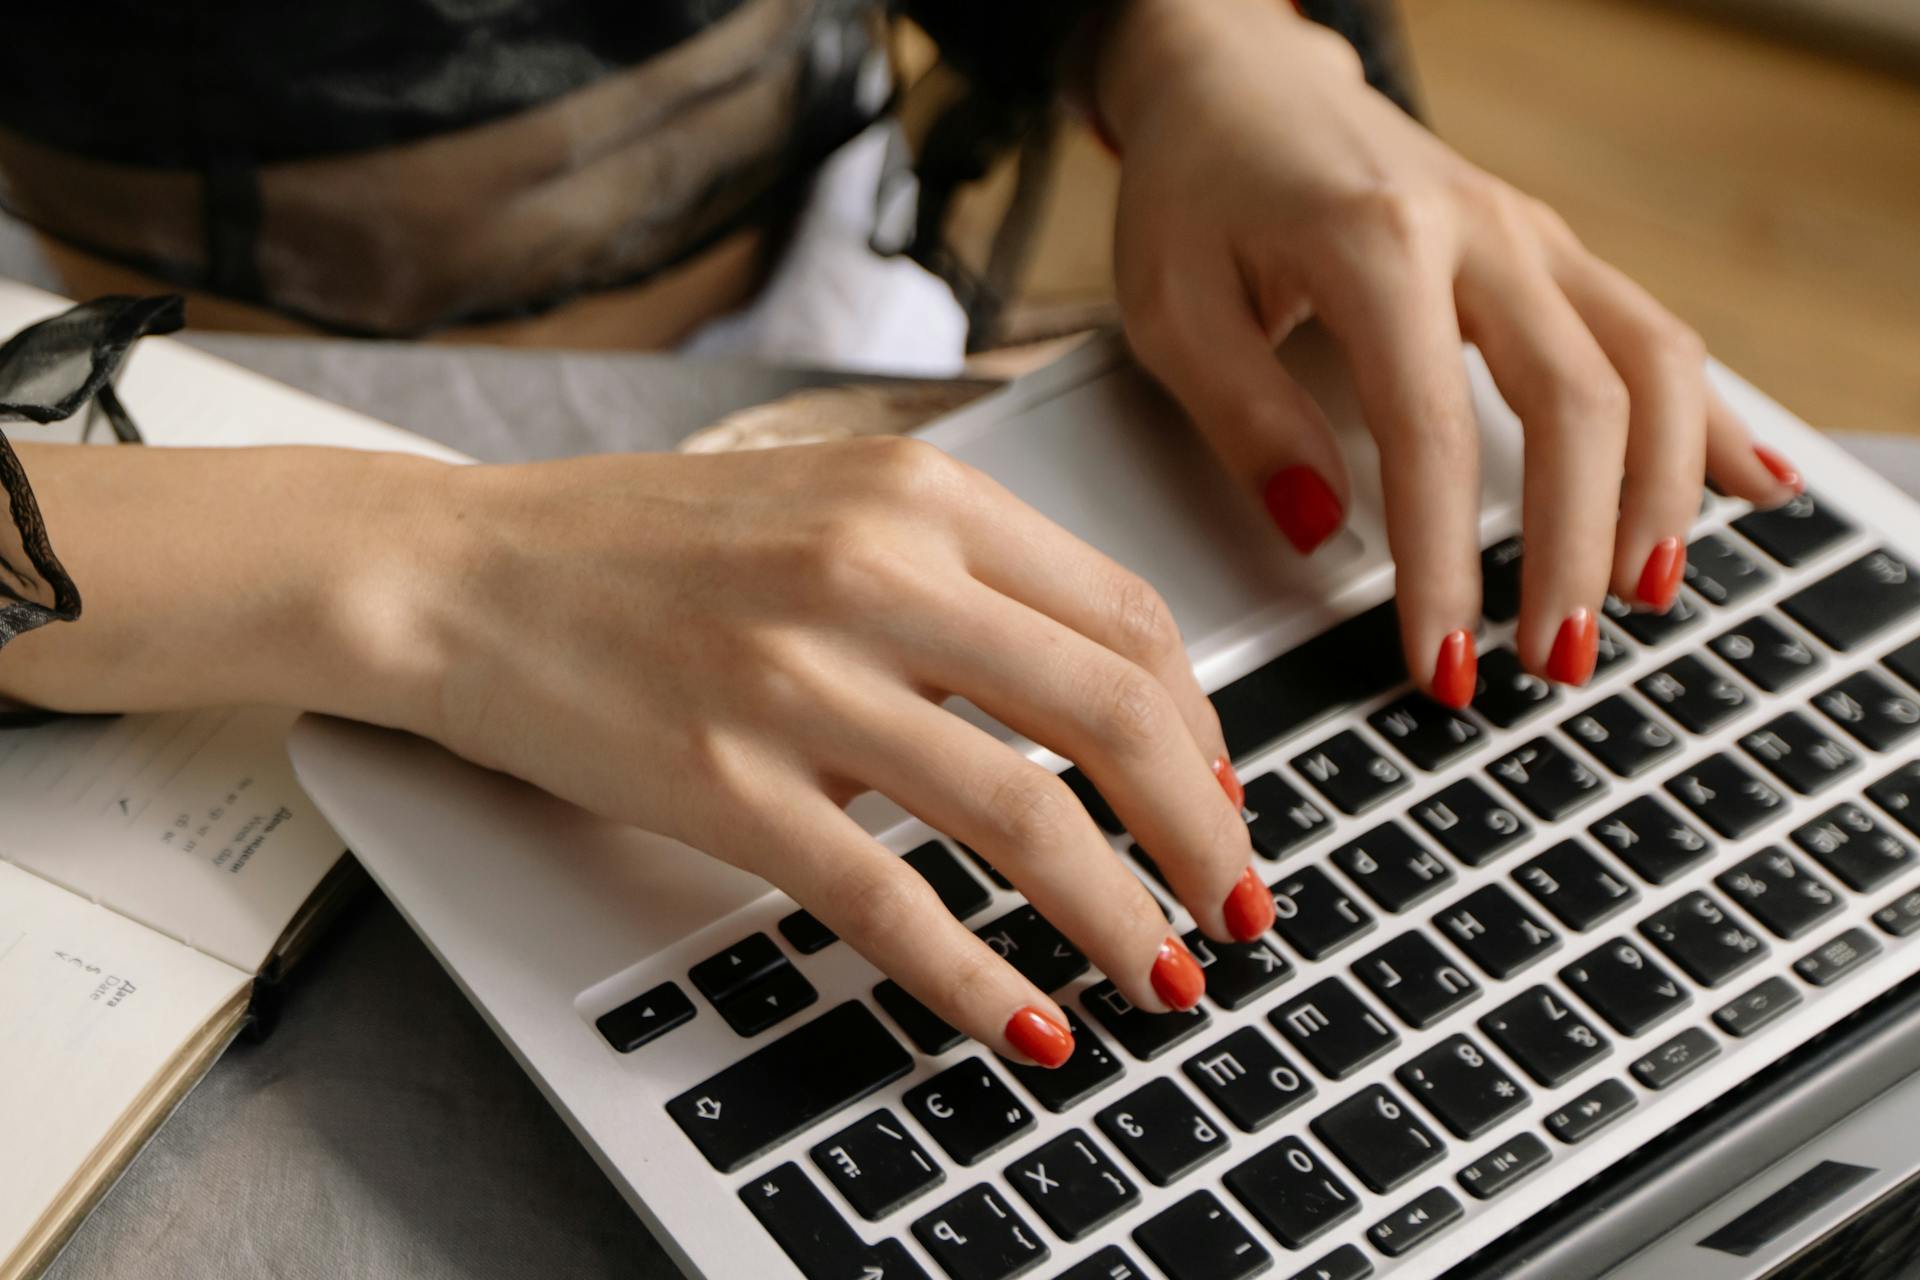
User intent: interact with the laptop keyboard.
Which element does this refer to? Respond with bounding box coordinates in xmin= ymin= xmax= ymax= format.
xmin=594 ymin=488 xmax=1920 ymax=1280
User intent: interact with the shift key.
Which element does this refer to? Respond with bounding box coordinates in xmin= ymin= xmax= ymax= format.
xmin=668 ymin=1001 xmax=913 ymax=1172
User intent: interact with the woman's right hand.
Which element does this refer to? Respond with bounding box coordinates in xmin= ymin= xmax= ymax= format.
xmin=382 ymin=437 xmax=1270 ymax=1066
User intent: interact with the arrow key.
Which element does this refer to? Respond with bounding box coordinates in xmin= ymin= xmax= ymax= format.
xmin=594 ymin=981 xmax=695 ymax=1053
xmin=716 ymin=961 xmax=818 ymax=1036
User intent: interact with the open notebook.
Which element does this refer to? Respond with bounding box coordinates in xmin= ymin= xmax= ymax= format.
xmin=0 ymin=282 xmax=467 ymax=1280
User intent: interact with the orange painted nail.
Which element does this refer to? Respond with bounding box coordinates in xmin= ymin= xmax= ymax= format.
xmin=1212 ymin=757 xmax=1244 ymax=811
xmin=1754 ymin=444 xmax=1805 ymax=495
xmin=1004 ymin=1006 xmax=1075 ymax=1069
xmin=1150 ymin=936 xmax=1206 ymax=1011
xmin=1262 ymin=465 xmax=1343 ymax=554
xmin=1222 ymin=867 xmax=1276 ymax=941
xmin=1547 ymin=608 xmax=1599 ymax=686
xmin=1636 ymin=537 xmax=1686 ymax=612
xmin=1432 ymin=629 xmax=1477 ymax=710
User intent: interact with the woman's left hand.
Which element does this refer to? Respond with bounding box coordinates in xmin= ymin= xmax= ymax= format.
xmin=1092 ymin=0 xmax=1802 ymax=706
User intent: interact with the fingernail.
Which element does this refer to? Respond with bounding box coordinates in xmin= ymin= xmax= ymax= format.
xmin=1004 ymin=1006 xmax=1075 ymax=1069
xmin=1547 ymin=607 xmax=1599 ymax=685
xmin=1222 ymin=867 xmax=1275 ymax=941
xmin=1151 ymin=935 xmax=1206 ymax=1011
xmin=1262 ymin=465 xmax=1343 ymax=554
xmin=1431 ymin=629 xmax=1477 ymax=710
xmin=1212 ymin=756 xmax=1244 ymax=811
xmin=1754 ymin=445 xmax=1805 ymax=496
xmin=1636 ymin=537 xmax=1686 ymax=612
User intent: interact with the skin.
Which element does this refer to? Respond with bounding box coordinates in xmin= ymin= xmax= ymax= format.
xmin=0 ymin=0 xmax=1801 ymax=1064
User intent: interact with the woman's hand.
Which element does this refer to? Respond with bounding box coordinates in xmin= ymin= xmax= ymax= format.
xmin=399 ymin=438 xmax=1269 ymax=1064
xmin=1093 ymin=0 xmax=1804 ymax=705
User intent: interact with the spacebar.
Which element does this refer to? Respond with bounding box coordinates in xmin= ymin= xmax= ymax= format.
xmin=1211 ymin=599 xmax=1406 ymax=762
xmin=666 ymin=1001 xmax=913 ymax=1173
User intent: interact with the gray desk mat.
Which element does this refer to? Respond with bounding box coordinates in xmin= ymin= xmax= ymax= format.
xmin=46 ymin=334 xmax=873 ymax=1280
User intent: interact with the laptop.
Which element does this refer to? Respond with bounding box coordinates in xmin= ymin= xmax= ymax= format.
xmin=289 ymin=329 xmax=1920 ymax=1280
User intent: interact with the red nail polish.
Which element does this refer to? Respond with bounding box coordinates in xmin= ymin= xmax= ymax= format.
xmin=1150 ymin=936 xmax=1206 ymax=1011
xmin=1212 ymin=757 xmax=1244 ymax=811
xmin=1547 ymin=608 xmax=1599 ymax=685
xmin=1222 ymin=867 xmax=1275 ymax=941
xmin=1431 ymin=629 xmax=1477 ymax=710
xmin=1636 ymin=537 xmax=1686 ymax=612
xmin=1262 ymin=465 xmax=1343 ymax=554
xmin=1004 ymin=1006 xmax=1075 ymax=1069
xmin=1754 ymin=445 xmax=1805 ymax=495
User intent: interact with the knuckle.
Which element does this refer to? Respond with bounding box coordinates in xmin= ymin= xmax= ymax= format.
xmin=836 ymin=861 xmax=937 ymax=943
xmin=854 ymin=433 xmax=962 ymax=502
xmin=1348 ymin=184 xmax=1446 ymax=257
xmin=806 ymin=514 xmax=912 ymax=608
xmin=1545 ymin=363 xmax=1630 ymax=437
xmin=1107 ymin=572 xmax=1183 ymax=664
xmin=939 ymin=944 xmax=1007 ymax=1021
xmin=988 ymin=768 xmax=1081 ymax=853
xmin=1093 ymin=663 xmax=1173 ymax=757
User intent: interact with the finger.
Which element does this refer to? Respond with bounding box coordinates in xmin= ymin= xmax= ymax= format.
xmin=838 ymin=686 xmax=1209 ymax=1015
xmin=1545 ymin=246 xmax=1707 ymax=612
xmin=906 ymin=578 xmax=1265 ymax=946
xmin=1122 ymin=246 xmax=1353 ymax=558
xmin=766 ymin=792 xmax=1081 ymax=1065
xmin=1456 ymin=240 xmax=1626 ymax=685
xmin=1306 ymin=223 xmax=1484 ymax=708
xmin=1708 ymin=388 xmax=1806 ymax=508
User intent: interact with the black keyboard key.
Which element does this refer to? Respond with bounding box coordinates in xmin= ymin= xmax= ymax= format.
xmin=1482 ymin=535 xmax=1524 ymax=622
xmin=1666 ymin=754 xmax=1789 ymax=839
xmin=1437 ymin=885 xmax=1561 ymax=979
xmin=1331 ymin=822 xmax=1455 ymax=913
xmin=1783 ymin=550 xmax=1920 ymax=651
xmin=1287 ymin=1244 xmax=1373 ymax=1280
xmin=1457 ymin=1132 xmax=1552 ymax=1201
xmin=1003 ymin=1011 xmax=1123 ymax=1114
xmin=717 ymin=962 xmax=819 ymax=1036
xmin=1867 ymin=762 xmax=1920 ymax=837
xmin=691 ymin=933 xmax=787 ymax=1003
xmin=1712 ymin=614 xmax=1824 ymax=692
xmin=741 ymin=1162 xmax=914 ymax=1280
xmin=1732 ymin=490 xmax=1852 ymax=566
xmin=978 ymin=906 xmax=1088 ymax=993
xmin=1412 ymin=778 xmax=1532 ymax=867
xmin=1716 ymin=847 xmax=1843 ymax=940
xmin=1593 ymin=622 xmax=1634 ymax=677
xmin=1886 ymin=635 xmax=1920 ymax=691
xmin=1096 ymin=1078 xmax=1230 ymax=1186
xmin=1794 ymin=928 xmax=1883 ymax=987
xmin=1212 ymin=598 xmax=1406 ymax=762
xmin=1591 ymin=795 xmax=1713 ymax=884
xmin=1369 ymin=693 xmax=1485 ymax=772
xmin=1487 ymin=736 xmax=1607 ymax=819
xmin=1083 ymin=980 xmax=1211 ymax=1062
xmin=1874 ymin=888 xmax=1920 ymax=938
xmin=1056 ymin=1248 xmax=1146 ymax=1280
xmin=669 ymin=1002 xmax=913 ymax=1173
xmin=1516 ymin=839 xmax=1640 ymax=931
xmin=906 ymin=840 xmax=993 ymax=921
xmin=1472 ymin=646 xmax=1559 ymax=728
xmin=1817 ymin=669 xmax=1920 ymax=751
xmin=1641 ymin=892 xmax=1769 ymax=987
xmin=1794 ymin=801 xmax=1919 ymax=890
xmin=1685 ymin=532 xmax=1772 ymax=607
xmin=1243 ymin=772 xmax=1333 ymax=860
xmin=1293 ymin=729 xmax=1410 ymax=814
xmin=812 ymin=1109 xmax=944 ymax=1221
xmin=1367 ymin=1187 xmax=1463 ymax=1259
xmin=875 ymin=980 xmax=967 ymax=1056
xmin=1630 ymin=1026 xmax=1721 ymax=1090
xmin=1062 ymin=766 xmax=1125 ymax=836
xmin=1183 ymin=1027 xmax=1317 ymax=1132
xmin=1636 ymin=653 xmax=1751 ymax=734
xmin=1006 ymin=1129 xmax=1138 ymax=1243
xmin=1355 ymin=932 xmax=1481 ymax=1029
xmin=1269 ymin=865 xmax=1376 ymax=959
xmin=1186 ymin=930 xmax=1293 ymax=1011
xmin=779 ymin=909 xmax=838 ymax=955
xmin=1270 ymin=978 xmax=1400 ymax=1080
xmin=1224 ymin=1135 xmax=1361 ymax=1250
xmin=959 ymin=842 xmax=1013 ymax=890
xmin=595 ymin=981 xmax=695 ymax=1053
xmin=1395 ymin=1034 xmax=1528 ymax=1140
xmin=1562 ymin=695 xmax=1680 ymax=778
xmin=1713 ymin=976 xmax=1801 ymax=1037
xmin=1560 ymin=938 xmax=1690 ymax=1035
xmin=1741 ymin=711 xmax=1861 ymax=794
xmin=1544 ymin=1078 xmax=1637 ymax=1144
xmin=913 ymin=1184 xmax=1049 ymax=1280
xmin=1311 ymin=1084 xmax=1446 ymax=1193
xmin=1606 ymin=589 xmax=1704 ymax=645
xmin=1133 ymin=1191 xmax=1270 ymax=1280
xmin=1479 ymin=986 xmax=1611 ymax=1087
xmin=905 ymin=1060 xmax=1036 ymax=1166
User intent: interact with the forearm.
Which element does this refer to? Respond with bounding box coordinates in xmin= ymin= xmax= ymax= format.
xmin=0 ymin=443 xmax=453 ymax=728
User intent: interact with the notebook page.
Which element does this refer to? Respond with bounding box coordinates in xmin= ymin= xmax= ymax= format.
xmin=0 ymin=706 xmax=345 ymax=974
xmin=0 ymin=860 xmax=247 ymax=1269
